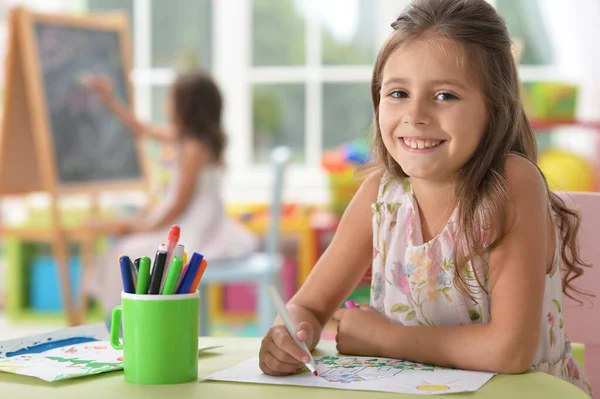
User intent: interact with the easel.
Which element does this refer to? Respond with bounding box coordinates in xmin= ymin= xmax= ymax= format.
xmin=0 ymin=8 xmax=148 ymax=325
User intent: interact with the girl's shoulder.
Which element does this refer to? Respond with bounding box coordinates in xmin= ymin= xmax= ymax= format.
xmin=503 ymin=153 xmax=547 ymax=199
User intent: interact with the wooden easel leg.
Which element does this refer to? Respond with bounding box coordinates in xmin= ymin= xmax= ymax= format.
xmin=49 ymin=195 xmax=77 ymax=326
xmin=80 ymin=232 xmax=95 ymax=321
xmin=80 ymin=193 xmax=100 ymax=320
xmin=53 ymin=228 xmax=77 ymax=325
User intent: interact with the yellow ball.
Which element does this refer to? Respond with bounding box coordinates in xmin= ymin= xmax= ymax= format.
xmin=538 ymin=150 xmax=596 ymax=192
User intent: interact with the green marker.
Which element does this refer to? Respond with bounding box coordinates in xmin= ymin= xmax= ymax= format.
xmin=136 ymin=257 xmax=151 ymax=295
xmin=161 ymin=256 xmax=183 ymax=295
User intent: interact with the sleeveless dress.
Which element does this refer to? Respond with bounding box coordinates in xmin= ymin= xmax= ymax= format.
xmin=91 ymin=158 xmax=259 ymax=312
xmin=369 ymin=173 xmax=592 ymax=397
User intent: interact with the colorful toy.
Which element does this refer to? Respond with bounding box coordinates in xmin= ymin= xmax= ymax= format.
xmin=521 ymin=81 xmax=578 ymax=121
xmin=538 ymin=149 xmax=596 ymax=192
xmin=322 ymin=138 xmax=371 ymax=215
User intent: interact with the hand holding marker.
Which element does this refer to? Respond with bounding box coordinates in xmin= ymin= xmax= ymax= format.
xmin=267 ymin=285 xmax=318 ymax=376
xmin=119 ymin=225 xmax=209 ymax=295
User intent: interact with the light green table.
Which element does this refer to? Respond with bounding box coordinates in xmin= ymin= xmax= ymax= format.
xmin=0 ymin=337 xmax=590 ymax=399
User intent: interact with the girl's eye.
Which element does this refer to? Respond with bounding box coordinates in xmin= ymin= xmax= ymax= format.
xmin=435 ymin=92 xmax=458 ymax=101
xmin=390 ymin=90 xmax=408 ymax=99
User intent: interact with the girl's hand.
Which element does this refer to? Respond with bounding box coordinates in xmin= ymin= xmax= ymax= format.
xmin=259 ymin=322 xmax=315 ymax=376
xmin=332 ymin=305 xmax=391 ymax=356
xmin=82 ymin=75 xmax=114 ymax=102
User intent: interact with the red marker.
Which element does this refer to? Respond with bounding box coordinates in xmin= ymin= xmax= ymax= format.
xmin=166 ymin=225 xmax=180 ymax=256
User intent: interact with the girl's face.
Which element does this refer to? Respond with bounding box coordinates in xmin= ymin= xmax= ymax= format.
xmin=378 ymin=37 xmax=488 ymax=182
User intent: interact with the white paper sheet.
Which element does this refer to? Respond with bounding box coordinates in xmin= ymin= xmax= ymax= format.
xmin=205 ymin=355 xmax=496 ymax=395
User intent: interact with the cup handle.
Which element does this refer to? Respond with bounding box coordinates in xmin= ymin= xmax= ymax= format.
xmin=110 ymin=305 xmax=123 ymax=350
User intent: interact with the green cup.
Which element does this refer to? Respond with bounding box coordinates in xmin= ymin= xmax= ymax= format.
xmin=110 ymin=291 xmax=199 ymax=384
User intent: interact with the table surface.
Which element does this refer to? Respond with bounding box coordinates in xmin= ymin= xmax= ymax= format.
xmin=0 ymin=337 xmax=590 ymax=399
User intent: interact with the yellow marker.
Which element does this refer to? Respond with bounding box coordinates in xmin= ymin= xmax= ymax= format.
xmin=183 ymin=251 xmax=188 ymax=265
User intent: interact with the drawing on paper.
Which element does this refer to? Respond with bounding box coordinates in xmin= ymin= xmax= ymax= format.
xmin=317 ymin=365 xmax=403 ymax=383
xmin=0 ymin=323 xmax=123 ymax=382
xmin=202 ymin=355 xmax=498 ymax=395
xmin=294 ymin=356 xmax=449 ymax=384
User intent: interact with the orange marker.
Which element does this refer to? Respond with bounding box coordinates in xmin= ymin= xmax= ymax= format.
xmin=189 ymin=259 xmax=208 ymax=293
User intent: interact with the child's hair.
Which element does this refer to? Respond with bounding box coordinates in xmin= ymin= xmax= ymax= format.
xmin=368 ymin=0 xmax=590 ymax=301
xmin=171 ymin=70 xmax=227 ymax=163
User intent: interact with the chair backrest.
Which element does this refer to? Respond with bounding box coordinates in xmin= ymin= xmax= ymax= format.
xmin=265 ymin=146 xmax=291 ymax=257
xmin=555 ymin=191 xmax=600 ymax=390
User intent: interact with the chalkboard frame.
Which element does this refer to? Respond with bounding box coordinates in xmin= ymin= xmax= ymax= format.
xmin=0 ymin=7 xmax=151 ymax=326
xmin=3 ymin=8 xmax=149 ymax=195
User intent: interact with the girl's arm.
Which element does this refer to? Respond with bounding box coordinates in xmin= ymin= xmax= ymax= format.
xmin=338 ymin=155 xmax=549 ymax=374
xmin=125 ymin=140 xmax=209 ymax=232
xmin=85 ymin=76 xmax=177 ymax=143
xmin=282 ymin=171 xmax=381 ymax=350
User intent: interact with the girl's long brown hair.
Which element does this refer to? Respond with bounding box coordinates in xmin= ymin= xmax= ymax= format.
xmin=172 ymin=70 xmax=227 ymax=163
xmin=368 ymin=0 xmax=590 ymax=301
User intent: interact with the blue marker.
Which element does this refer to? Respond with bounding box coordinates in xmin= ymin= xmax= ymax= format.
xmin=175 ymin=252 xmax=204 ymax=294
xmin=119 ymin=255 xmax=135 ymax=294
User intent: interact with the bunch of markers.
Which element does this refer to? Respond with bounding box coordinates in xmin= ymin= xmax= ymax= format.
xmin=119 ymin=225 xmax=208 ymax=295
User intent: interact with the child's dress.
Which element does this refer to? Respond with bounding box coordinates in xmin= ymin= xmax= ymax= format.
xmin=91 ymin=160 xmax=259 ymax=312
xmin=370 ymin=173 xmax=592 ymax=397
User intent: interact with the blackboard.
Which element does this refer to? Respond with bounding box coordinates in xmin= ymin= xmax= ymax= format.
xmin=33 ymin=20 xmax=141 ymax=184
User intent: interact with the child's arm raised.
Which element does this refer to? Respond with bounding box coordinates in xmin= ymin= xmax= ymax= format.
xmin=258 ymin=171 xmax=381 ymax=375
xmin=84 ymin=76 xmax=177 ymax=143
xmin=334 ymin=155 xmax=549 ymax=374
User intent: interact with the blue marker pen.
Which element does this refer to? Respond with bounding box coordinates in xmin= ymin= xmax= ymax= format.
xmin=176 ymin=252 xmax=203 ymax=294
xmin=119 ymin=255 xmax=135 ymax=294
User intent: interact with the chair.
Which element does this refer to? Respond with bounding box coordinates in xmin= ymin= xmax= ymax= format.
xmin=556 ymin=191 xmax=600 ymax=393
xmin=198 ymin=146 xmax=291 ymax=337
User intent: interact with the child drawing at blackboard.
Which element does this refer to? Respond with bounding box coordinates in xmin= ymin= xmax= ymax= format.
xmin=84 ymin=70 xmax=258 ymax=312
xmin=257 ymin=0 xmax=592 ymax=396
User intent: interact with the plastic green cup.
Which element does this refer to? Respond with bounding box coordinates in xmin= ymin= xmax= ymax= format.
xmin=110 ymin=291 xmax=199 ymax=384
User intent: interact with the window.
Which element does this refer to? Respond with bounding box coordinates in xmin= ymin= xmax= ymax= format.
xmin=249 ymin=0 xmax=380 ymax=166
xmin=496 ymin=0 xmax=553 ymax=66
xmin=490 ymin=0 xmax=562 ymax=82
xmin=86 ymin=0 xmax=212 ymax=123
xmin=77 ymin=0 xmax=563 ymax=204
xmin=214 ymin=0 xmax=410 ymax=203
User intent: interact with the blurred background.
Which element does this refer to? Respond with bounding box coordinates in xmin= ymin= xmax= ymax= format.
xmin=0 ymin=0 xmax=599 ymax=341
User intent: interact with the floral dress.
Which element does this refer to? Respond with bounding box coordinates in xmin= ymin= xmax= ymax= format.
xmin=370 ymin=173 xmax=592 ymax=397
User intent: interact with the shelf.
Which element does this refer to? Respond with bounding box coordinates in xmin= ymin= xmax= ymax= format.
xmin=530 ymin=119 xmax=600 ymax=131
